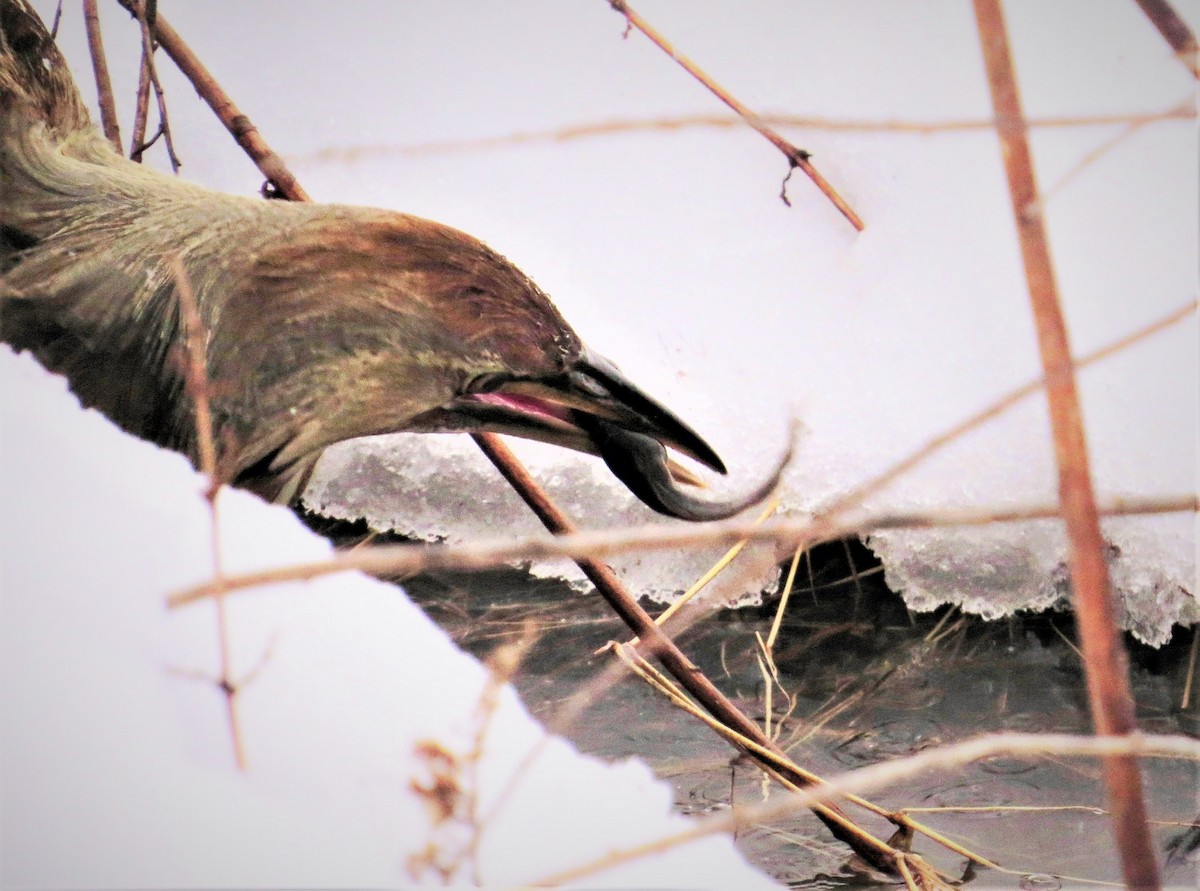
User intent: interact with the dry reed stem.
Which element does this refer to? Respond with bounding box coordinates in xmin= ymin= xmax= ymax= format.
xmin=169 ymin=257 xmax=244 ymax=770
xmin=170 ymin=493 xmax=1196 ymax=607
xmin=766 ymin=543 xmax=805 ymax=650
xmin=470 ymin=433 xmax=901 ymax=872
xmin=1038 ymin=115 xmax=1158 ymax=207
xmin=605 ymin=643 xmax=936 ymax=876
xmin=82 ymin=0 xmax=120 ymax=150
xmin=617 ymin=498 xmax=777 ymax=651
xmin=973 ymin=2 xmax=1159 ymax=887
xmin=115 ymin=0 xmax=308 ymax=199
xmin=295 ymin=105 xmax=1195 ymax=164
xmin=1134 ymin=0 xmax=1200 ymax=78
xmin=530 ymin=730 xmax=1200 ymax=889
xmin=605 ymin=0 xmax=865 ymax=231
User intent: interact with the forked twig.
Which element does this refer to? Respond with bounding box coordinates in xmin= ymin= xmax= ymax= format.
xmin=82 ymin=0 xmax=121 ymax=150
xmin=126 ymin=0 xmax=178 ymax=169
xmin=606 ymin=0 xmax=865 ymax=231
xmin=973 ymin=1 xmax=1160 ymax=887
xmin=114 ymin=0 xmax=309 ymax=199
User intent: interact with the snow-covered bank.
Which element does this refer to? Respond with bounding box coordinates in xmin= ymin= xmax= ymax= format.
xmin=0 ymin=346 xmax=775 ymax=888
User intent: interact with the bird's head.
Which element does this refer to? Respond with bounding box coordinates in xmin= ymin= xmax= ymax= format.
xmin=215 ymin=209 xmax=778 ymax=519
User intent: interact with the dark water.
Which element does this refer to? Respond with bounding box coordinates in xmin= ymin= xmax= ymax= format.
xmin=368 ymin=525 xmax=1199 ymax=889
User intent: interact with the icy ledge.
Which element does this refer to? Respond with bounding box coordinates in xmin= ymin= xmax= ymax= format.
xmin=0 ymin=346 xmax=776 ymax=890
xmin=304 ymin=432 xmax=1196 ymax=647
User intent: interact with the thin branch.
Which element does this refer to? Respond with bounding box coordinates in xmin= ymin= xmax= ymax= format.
xmin=126 ymin=0 xmax=178 ymax=170
xmin=169 ymin=492 xmax=1197 ymax=607
xmin=1134 ymin=0 xmax=1200 ymax=79
xmin=973 ymin=2 xmax=1160 ymax=888
xmin=606 ymin=0 xmax=865 ymax=231
xmin=293 ymin=104 xmax=1196 ymax=164
xmin=169 ymin=257 xmax=244 ymax=770
xmin=114 ymin=0 xmax=309 ymax=199
xmin=469 ymin=432 xmax=899 ymax=873
xmin=82 ymin=0 xmax=121 ymax=150
xmin=128 ymin=18 xmax=150 ymax=158
xmin=530 ymin=730 xmax=1200 ymax=889
xmin=170 ymin=258 xmax=216 ymax=488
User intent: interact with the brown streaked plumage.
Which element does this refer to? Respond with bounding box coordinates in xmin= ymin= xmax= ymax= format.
xmin=1 ymin=0 xmax=782 ymax=517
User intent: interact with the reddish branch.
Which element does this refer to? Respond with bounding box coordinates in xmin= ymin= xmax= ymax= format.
xmin=606 ymin=0 xmax=865 ymax=232
xmin=125 ymin=0 xmax=178 ymax=169
xmin=115 ymin=0 xmax=308 ymax=199
xmin=82 ymin=0 xmax=120 ymax=150
xmin=469 ymin=434 xmax=900 ymax=870
xmin=1134 ymin=0 xmax=1199 ymax=79
xmin=972 ymin=1 xmax=1160 ymax=888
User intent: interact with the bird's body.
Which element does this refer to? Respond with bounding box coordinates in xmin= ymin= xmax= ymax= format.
xmin=1 ymin=0 xmax=778 ymax=517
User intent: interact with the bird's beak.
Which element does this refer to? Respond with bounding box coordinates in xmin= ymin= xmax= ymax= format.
xmin=441 ymin=348 xmax=788 ymax=522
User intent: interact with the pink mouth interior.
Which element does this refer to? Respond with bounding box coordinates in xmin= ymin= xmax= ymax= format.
xmin=468 ymin=392 xmax=574 ymax=425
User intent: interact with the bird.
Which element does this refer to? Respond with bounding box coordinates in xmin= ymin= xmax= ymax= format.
xmin=0 ymin=0 xmax=782 ymax=520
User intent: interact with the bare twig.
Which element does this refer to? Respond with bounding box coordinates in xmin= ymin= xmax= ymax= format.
xmin=529 ymin=730 xmax=1200 ymax=888
xmin=973 ymin=2 xmax=1160 ymax=887
xmin=469 ymin=432 xmax=899 ymax=873
xmin=170 ymin=257 xmax=244 ymax=770
xmin=766 ymin=543 xmax=805 ymax=651
xmin=606 ymin=0 xmax=865 ymax=231
xmin=1134 ymin=0 xmax=1200 ymax=79
xmin=294 ymin=105 xmax=1196 ymax=164
xmin=169 ymin=492 xmax=1197 ymax=607
xmin=114 ymin=0 xmax=309 ymax=199
xmin=82 ymin=0 xmax=121 ymax=150
xmin=128 ymin=21 xmax=150 ymax=157
xmin=125 ymin=0 xmax=179 ymax=169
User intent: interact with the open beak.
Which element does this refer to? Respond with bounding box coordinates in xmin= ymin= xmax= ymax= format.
xmin=438 ymin=348 xmax=788 ymax=522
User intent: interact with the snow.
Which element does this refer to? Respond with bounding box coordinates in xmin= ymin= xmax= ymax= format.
xmin=295 ymin=1 xmax=1194 ymax=641
xmin=16 ymin=2 xmax=1200 ymax=640
xmin=0 ymin=345 xmax=778 ymax=888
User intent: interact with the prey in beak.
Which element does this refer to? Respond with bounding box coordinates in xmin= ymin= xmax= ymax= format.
xmin=442 ymin=349 xmax=788 ymax=522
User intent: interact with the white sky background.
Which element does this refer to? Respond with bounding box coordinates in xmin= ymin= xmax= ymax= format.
xmin=29 ymin=1 xmax=1200 ymax=634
